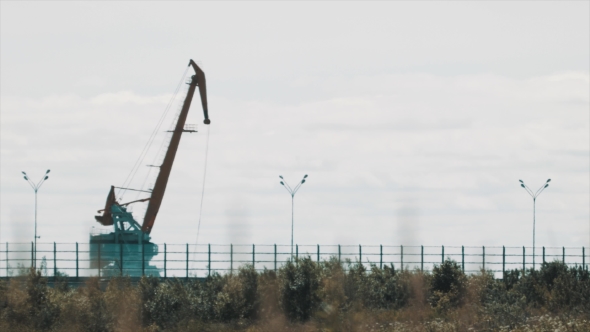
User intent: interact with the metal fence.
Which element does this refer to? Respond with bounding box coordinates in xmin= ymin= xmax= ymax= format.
xmin=0 ymin=242 xmax=587 ymax=279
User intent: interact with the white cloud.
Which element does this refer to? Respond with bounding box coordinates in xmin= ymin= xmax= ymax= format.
xmin=1 ymin=2 xmax=588 ymax=255
xmin=1 ymin=71 xmax=588 ymax=250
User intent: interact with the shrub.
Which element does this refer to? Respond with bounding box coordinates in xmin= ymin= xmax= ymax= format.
xmin=548 ymin=265 xmax=590 ymax=312
xmin=138 ymin=276 xmax=161 ymax=326
xmin=81 ymin=277 xmax=112 ymax=332
xmin=478 ymin=276 xmax=528 ymax=329
xmin=279 ymin=257 xmax=322 ymax=322
xmin=429 ymin=259 xmax=467 ymax=310
xmin=257 ymin=268 xmax=281 ymax=321
xmin=319 ymin=257 xmax=347 ymax=309
xmin=0 ymin=255 xmax=588 ymax=330
xmin=213 ymin=265 xmax=259 ymax=321
xmin=0 ymin=277 xmax=30 ymax=330
xmin=237 ymin=265 xmax=259 ymax=319
xmin=146 ymin=280 xmax=190 ymax=329
xmin=102 ymin=276 xmax=141 ymax=330
xmin=26 ymin=267 xmax=59 ymax=330
xmin=342 ymin=259 xmax=367 ymax=308
xmin=503 ymin=269 xmax=520 ymax=290
xmin=198 ymin=273 xmax=226 ymax=321
xmin=513 ymin=269 xmax=546 ymax=307
xmin=363 ymin=264 xmax=410 ymax=310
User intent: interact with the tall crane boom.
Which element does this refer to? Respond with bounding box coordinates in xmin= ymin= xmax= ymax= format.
xmin=90 ymin=59 xmax=210 ymax=276
xmin=142 ymin=59 xmax=210 ymax=234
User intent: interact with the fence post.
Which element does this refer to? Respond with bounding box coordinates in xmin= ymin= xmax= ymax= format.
xmin=502 ymin=246 xmax=505 ymax=278
xmin=186 ymin=243 xmax=189 ymax=279
xmin=359 ymin=245 xmax=362 ymax=263
xmin=164 ymin=243 xmax=167 ymax=279
xmin=296 ymin=244 xmax=298 ymax=261
xmin=461 ymin=246 xmax=464 ymax=272
xmin=522 ymin=246 xmax=525 ymax=271
xmin=252 ymin=244 xmax=255 ymax=269
xmin=421 ymin=245 xmax=424 ymax=272
xmin=53 ymin=242 xmax=57 ymax=277
xmin=317 ymin=244 xmax=320 ymax=263
xmin=562 ymin=247 xmax=565 ymax=263
xmin=401 ymin=245 xmax=403 ymax=271
xmin=31 ymin=242 xmax=34 ymax=269
xmin=274 ymin=244 xmax=277 ymax=272
xmin=543 ymin=246 xmax=545 ymax=264
xmin=380 ymin=245 xmax=383 ymax=270
xmin=583 ymin=247 xmax=586 ymax=270
xmin=120 ymin=243 xmax=123 ymax=276
xmin=98 ymin=243 xmax=101 ymax=278
xmin=338 ymin=245 xmax=341 ymax=263
xmin=142 ymin=243 xmax=145 ymax=276
xmin=209 ymin=244 xmax=212 ymax=276
xmin=482 ymin=246 xmax=485 ymax=270
xmin=230 ymin=244 xmax=233 ymax=274
xmin=441 ymin=245 xmax=444 ymax=264
xmin=75 ymin=242 xmax=78 ymax=280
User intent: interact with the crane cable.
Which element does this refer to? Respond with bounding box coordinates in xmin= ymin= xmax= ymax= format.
xmin=118 ymin=66 xmax=190 ymax=200
xmin=193 ymin=124 xmax=211 ymax=265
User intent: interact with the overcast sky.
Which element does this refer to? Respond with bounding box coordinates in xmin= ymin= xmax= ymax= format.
xmin=1 ymin=2 xmax=589 ymax=252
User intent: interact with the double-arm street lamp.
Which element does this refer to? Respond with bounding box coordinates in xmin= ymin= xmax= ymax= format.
xmin=22 ymin=169 xmax=50 ymax=268
xmin=280 ymin=174 xmax=308 ymax=257
xmin=519 ymin=178 xmax=550 ymax=269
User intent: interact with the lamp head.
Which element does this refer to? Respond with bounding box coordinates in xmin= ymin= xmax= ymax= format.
xmin=44 ymin=176 xmax=49 ymax=180
xmin=280 ymin=181 xmax=284 ymax=186
xmin=301 ymin=179 xmax=306 ymax=184
xmin=546 ymin=179 xmax=551 ymax=183
xmin=22 ymin=171 xmax=27 ymax=175
xmin=520 ymin=184 xmax=525 ymax=188
xmin=279 ymin=175 xmax=283 ymax=179
xmin=304 ymin=174 xmax=308 ymax=178
xmin=544 ymin=184 xmax=549 ymax=188
xmin=519 ymin=179 xmax=523 ymax=183
xmin=23 ymin=176 xmax=28 ymax=181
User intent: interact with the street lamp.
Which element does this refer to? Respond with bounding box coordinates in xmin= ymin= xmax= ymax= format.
xmin=280 ymin=174 xmax=308 ymax=257
xmin=519 ymin=178 xmax=550 ymax=269
xmin=22 ymin=169 xmax=50 ymax=268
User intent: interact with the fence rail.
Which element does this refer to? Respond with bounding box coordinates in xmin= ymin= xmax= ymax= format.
xmin=0 ymin=242 xmax=587 ymax=279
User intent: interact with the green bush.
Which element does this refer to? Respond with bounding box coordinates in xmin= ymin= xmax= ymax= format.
xmin=26 ymin=267 xmax=59 ymax=330
xmin=137 ymin=276 xmax=161 ymax=326
xmin=342 ymin=259 xmax=367 ymax=307
xmin=81 ymin=277 xmax=112 ymax=332
xmin=147 ymin=280 xmax=190 ymax=329
xmin=363 ymin=264 xmax=410 ymax=310
xmin=213 ymin=265 xmax=259 ymax=321
xmin=548 ymin=265 xmax=590 ymax=312
xmin=429 ymin=259 xmax=467 ymax=310
xmin=477 ymin=275 xmax=528 ymax=329
xmin=279 ymin=257 xmax=322 ymax=322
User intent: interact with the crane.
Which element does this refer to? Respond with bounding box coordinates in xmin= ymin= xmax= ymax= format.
xmin=90 ymin=60 xmax=210 ymax=276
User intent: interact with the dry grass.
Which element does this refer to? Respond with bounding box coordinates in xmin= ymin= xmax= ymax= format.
xmin=0 ymin=260 xmax=588 ymax=331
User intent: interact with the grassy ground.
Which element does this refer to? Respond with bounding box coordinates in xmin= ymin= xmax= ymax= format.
xmin=1 ymin=258 xmax=588 ymax=331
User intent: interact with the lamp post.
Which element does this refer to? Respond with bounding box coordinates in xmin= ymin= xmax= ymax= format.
xmin=519 ymin=178 xmax=550 ymax=269
xmin=280 ymin=174 xmax=308 ymax=257
xmin=22 ymin=169 xmax=50 ymax=268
